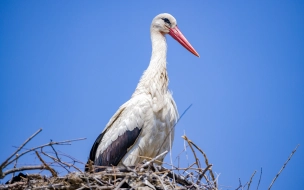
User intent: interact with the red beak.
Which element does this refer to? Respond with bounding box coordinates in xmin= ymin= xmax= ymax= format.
xmin=169 ymin=26 xmax=200 ymax=57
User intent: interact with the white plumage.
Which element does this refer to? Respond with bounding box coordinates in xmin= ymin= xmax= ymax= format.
xmin=87 ymin=13 xmax=199 ymax=169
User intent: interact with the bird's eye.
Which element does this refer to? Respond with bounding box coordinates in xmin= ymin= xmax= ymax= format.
xmin=162 ymin=18 xmax=171 ymax=26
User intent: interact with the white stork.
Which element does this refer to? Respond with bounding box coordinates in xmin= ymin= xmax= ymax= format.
xmin=87 ymin=13 xmax=199 ymax=170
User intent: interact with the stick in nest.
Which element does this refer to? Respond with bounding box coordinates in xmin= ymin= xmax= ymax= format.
xmin=182 ymin=135 xmax=217 ymax=188
xmin=0 ymin=128 xmax=86 ymax=179
xmin=40 ymin=148 xmax=82 ymax=173
xmin=35 ymin=151 xmax=57 ymax=177
xmin=0 ymin=129 xmax=42 ymax=176
xmin=139 ymin=151 xmax=168 ymax=169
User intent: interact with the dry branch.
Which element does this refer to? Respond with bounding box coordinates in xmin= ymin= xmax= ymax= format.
xmin=2 ymin=165 xmax=47 ymax=177
xmin=256 ymin=168 xmax=262 ymax=190
xmin=268 ymin=144 xmax=300 ymax=190
xmin=182 ymin=135 xmax=217 ymax=189
xmin=236 ymin=178 xmax=243 ymax=190
xmin=35 ymin=151 xmax=57 ymax=177
xmin=9 ymin=154 xmax=18 ymax=184
xmin=0 ymin=128 xmax=86 ymax=180
xmin=247 ymin=170 xmax=256 ymax=190
xmin=139 ymin=151 xmax=168 ymax=169
xmin=3 ymin=137 xmax=86 ymax=169
xmin=0 ymin=128 xmax=42 ymax=178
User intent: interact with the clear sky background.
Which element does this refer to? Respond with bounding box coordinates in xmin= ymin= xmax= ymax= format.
xmin=1 ymin=1 xmax=303 ymax=189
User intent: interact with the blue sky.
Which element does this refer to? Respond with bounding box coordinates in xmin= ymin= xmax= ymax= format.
xmin=1 ymin=1 xmax=303 ymax=189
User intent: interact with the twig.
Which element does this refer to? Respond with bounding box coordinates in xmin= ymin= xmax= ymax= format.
xmin=112 ymin=165 xmax=116 ymax=184
xmin=152 ymin=173 xmax=167 ymax=190
xmin=143 ymin=177 xmax=156 ymax=190
xmin=9 ymin=154 xmax=19 ymax=184
xmin=85 ymin=176 xmax=92 ymax=190
xmin=256 ymin=168 xmax=262 ymax=190
xmin=159 ymin=166 xmax=198 ymax=188
xmin=182 ymin=135 xmax=217 ymax=188
xmin=268 ymin=144 xmax=300 ymax=190
xmin=181 ymin=135 xmax=204 ymax=185
xmin=181 ymin=162 xmax=196 ymax=175
xmin=199 ymin=164 xmax=212 ymax=182
xmin=92 ymin=177 xmax=104 ymax=186
xmin=57 ymin=151 xmax=85 ymax=165
xmin=50 ymin=142 xmax=61 ymax=163
xmin=213 ymin=172 xmax=221 ymax=188
xmin=182 ymin=136 xmax=209 ymax=167
xmin=121 ymin=163 xmax=138 ymax=176
xmin=2 ymin=165 xmax=47 ymax=177
xmin=114 ymin=177 xmax=127 ymax=190
xmin=236 ymin=178 xmax=242 ymax=190
xmin=243 ymin=182 xmax=248 ymax=189
xmin=40 ymin=148 xmax=83 ymax=173
xmin=152 ymin=163 xmax=159 ymax=172
xmin=140 ymin=151 xmax=168 ymax=169
xmin=41 ymin=151 xmax=70 ymax=173
xmin=0 ymin=182 xmax=25 ymax=189
xmin=32 ymin=183 xmax=68 ymax=189
xmin=3 ymin=137 xmax=86 ymax=169
xmin=137 ymin=156 xmax=163 ymax=165
xmin=181 ymin=136 xmax=201 ymax=169
xmin=247 ymin=170 xmax=256 ymax=190
xmin=0 ymin=129 xmax=42 ymax=175
xmin=35 ymin=151 xmax=57 ymax=177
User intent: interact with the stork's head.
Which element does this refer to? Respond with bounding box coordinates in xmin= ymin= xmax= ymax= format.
xmin=151 ymin=13 xmax=199 ymax=57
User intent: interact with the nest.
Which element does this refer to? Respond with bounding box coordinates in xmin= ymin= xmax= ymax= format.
xmin=1 ymin=128 xmax=298 ymax=190
xmin=1 ymin=164 xmax=217 ymax=190
xmin=0 ymin=129 xmax=218 ymax=190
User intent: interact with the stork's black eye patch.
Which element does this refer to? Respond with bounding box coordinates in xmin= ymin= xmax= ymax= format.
xmin=162 ymin=18 xmax=171 ymax=26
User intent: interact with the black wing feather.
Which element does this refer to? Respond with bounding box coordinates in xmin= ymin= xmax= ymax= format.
xmin=95 ymin=127 xmax=141 ymax=167
xmin=86 ymin=127 xmax=141 ymax=171
xmin=85 ymin=131 xmax=106 ymax=172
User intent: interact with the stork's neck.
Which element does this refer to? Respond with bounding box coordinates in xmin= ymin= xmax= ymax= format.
xmin=133 ymin=31 xmax=168 ymax=96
